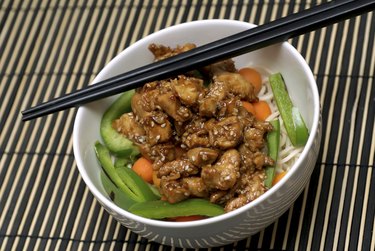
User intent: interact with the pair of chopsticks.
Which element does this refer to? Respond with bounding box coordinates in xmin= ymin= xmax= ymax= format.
xmin=22 ymin=0 xmax=375 ymax=121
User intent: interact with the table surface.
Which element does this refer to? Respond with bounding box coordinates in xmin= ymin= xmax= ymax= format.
xmin=1 ymin=0 xmax=375 ymax=250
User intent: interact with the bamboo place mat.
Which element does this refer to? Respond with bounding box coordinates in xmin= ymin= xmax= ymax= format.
xmin=1 ymin=0 xmax=375 ymax=250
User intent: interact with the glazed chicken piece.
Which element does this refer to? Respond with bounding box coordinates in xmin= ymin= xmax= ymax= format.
xmin=208 ymin=116 xmax=243 ymax=149
xmin=159 ymin=179 xmax=190 ymax=204
xmin=187 ymin=147 xmax=219 ymax=167
xmin=243 ymin=127 xmax=266 ymax=151
xmin=201 ymin=149 xmax=241 ymax=191
xmin=182 ymin=177 xmax=208 ymax=198
xmin=215 ymin=72 xmax=258 ymax=102
xmin=224 ymin=170 xmax=266 ymax=212
xmin=138 ymin=143 xmax=179 ymax=169
xmin=158 ymin=159 xmax=199 ymax=180
xmin=144 ymin=120 xmax=173 ymax=146
xmin=238 ymin=144 xmax=274 ymax=171
xmin=148 ymin=43 xmax=196 ymax=61
xmin=171 ymin=75 xmax=205 ymax=107
xmin=201 ymin=59 xmax=237 ymax=76
xmin=181 ymin=131 xmax=210 ymax=149
xmin=158 ymin=158 xmax=203 ymax=204
xmin=252 ymin=119 xmax=274 ymax=132
xmin=155 ymin=91 xmax=192 ymax=122
xmin=112 ymin=112 xmax=146 ymax=144
xmin=160 ymin=176 xmax=209 ymax=204
xmin=209 ymin=190 xmax=228 ymax=204
xmin=132 ymin=80 xmax=188 ymax=121
xmin=243 ymin=121 xmax=273 ymax=151
xmin=199 ymin=81 xmax=228 ymax=117
xmin=131 ymin=87 xmax=158 ymax=120
xmin=216 ymin=97 xmax=242 ymax=117
xmin=181 ymin=117 xmax=211 ymax=148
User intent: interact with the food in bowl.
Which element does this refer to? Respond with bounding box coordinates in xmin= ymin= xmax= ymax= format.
xmin=94 ymin=42 xmax=309 ymax=220
xmin=73 ymin=19 xmax=321 ymax=248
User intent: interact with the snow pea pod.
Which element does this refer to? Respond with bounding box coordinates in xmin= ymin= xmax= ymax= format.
xmin=100 ymin=170 xmax=136 ymax=210
xmin=94 ymin=141 xmax=158 ymax=203
xmin=116 ymin=166 xmax=160 ymax=201
xmin=100 ymin=90 xmax=139 ymax=157
xmin=264 ymin=119 xmax=280 ymax=188
xmin=128 ymin=198 xmax=225 ymax=219
xmin=95 ymin=141 xmax=139 ymax=201
xmin=269 ymin=73 xmax=309 ymax=146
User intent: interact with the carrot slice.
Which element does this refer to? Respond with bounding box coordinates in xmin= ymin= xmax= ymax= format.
xmin=272 ymin=171 xmax=287 ymax=186
xmin=242 ymin=101 xmax=256 ymax=115
xmin=253 ymin=101 xmax=272 ymax=121
xmin=132 ymin=157 xmax=154 ymax=184
xmin=239 ymin=67 xmax=262 ymax=94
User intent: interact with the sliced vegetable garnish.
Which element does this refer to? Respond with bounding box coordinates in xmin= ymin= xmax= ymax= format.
xmin=264 ymin=119 xmax=280 ymax=188
xmin=95 ymin=141 xmax=140 ymax=201
xmin=253 ymin=100 xmax=272 ymax=121
xmin=100 ymin=171 xmax=136 ymax=210
xmin=131 ymin=157 xmax=154 ymax=184
xmin=95 ymin=141 xmax=159 ymax=202
xmin=238 ymin=67 xmax=262 ymax=94
xmin=242 ymin=101 xmax=255 ymax=115
xmin=114 ymin=157 xmax=131 ymax=169
xmin=100 ymin=90 xmax=140 ymax=157
xmin=272 ymin=171 xmax=287 ymax=186
xmin=292 ymin=107 xmax=309 ymax=146
xmin=269 ymin=73 xmax=309 ymax=146
xmin=128 ymin=198 xmax=225 ymax=219
xmin=116 ymin=166 xmax=160 ymax=201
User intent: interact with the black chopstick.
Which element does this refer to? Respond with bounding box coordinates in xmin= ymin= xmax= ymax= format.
xmin=21 ymin=0 xmax=356 ymax=118
xmin=22 ymin=0 xmax=355 ymax=118
xmin=22 ymin=0 xmax=375 ymax=121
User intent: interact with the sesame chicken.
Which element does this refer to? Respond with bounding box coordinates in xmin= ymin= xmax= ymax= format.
xmin=112 ymin=43 xmax=274 ymax=212
xmin=201 ymin=149 xmax=241 ymax=191
xmin=187 ymin=147 xmax=219 ymax=167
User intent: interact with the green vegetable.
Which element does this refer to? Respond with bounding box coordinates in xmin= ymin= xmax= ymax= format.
xmin=100 ymin=171 xmax=136 ymax=210
xmin=264 ymin=119 xmax=280 ymax=188
xmin=128 ymin=198 xmax=225 ymax=219
xmin=292 ymin=107 xmax=309 ymax=146
xmin=116 ymin=166 xmax=160 ymax=201
xmin=269 ymin=73 xmax=309 ymax=146
xmin=94 ymin=141 xmax=158 ymax=202
xmin=114 ymin=157 xmax=132 ymax=168
xmin=94 ymin=141 xmax=139 ymax=201
xmin=100 ymin=90 xmax=139 ymax=157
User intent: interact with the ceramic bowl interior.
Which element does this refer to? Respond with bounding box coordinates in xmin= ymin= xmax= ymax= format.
xmin=73 ymin=19 xmax=321 ymax=248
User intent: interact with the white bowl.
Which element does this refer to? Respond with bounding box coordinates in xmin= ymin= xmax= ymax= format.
xmin=73 ymin=19 xmax=321 ymax=248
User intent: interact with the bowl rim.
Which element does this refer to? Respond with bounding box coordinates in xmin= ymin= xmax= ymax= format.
xmin=73 ymin=19 xmax=320 ymax=229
